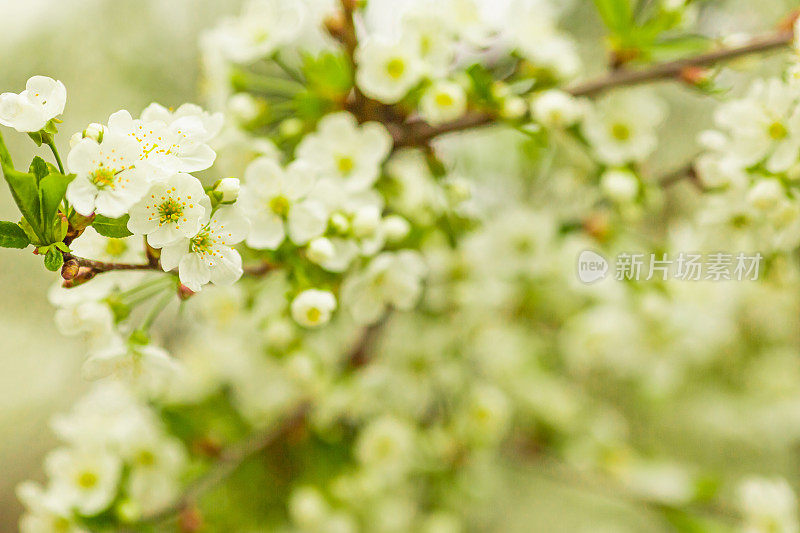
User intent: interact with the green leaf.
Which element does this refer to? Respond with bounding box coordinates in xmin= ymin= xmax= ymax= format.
xmin=593 ymin=0 xmax=633 ymax=35
xmin=0 ymin=221 xmax=30 ymax=248
xmin=646 ymin=35 xmax=713 ymax=62
xmin=38 ymin=171 xmax=75 ymax=241
xmin=29 ymin=156 xmax=49 ymax=185
xmin=44 ymin=246 xmax=63 ymax=271
xmin=302 ymin=51 xmax=352 ymax=98
xmin=0 ymin=130 xmax=12 ymax=168
xmin=93 ymin=214 xmax=133 ymax=238
xmin=1 ymin=163 xmax=43 ymax=239
xmin=466 ymin=64 xmax=495 ymax=104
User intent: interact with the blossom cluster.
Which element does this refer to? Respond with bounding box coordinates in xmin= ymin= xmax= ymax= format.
xmin=5 ymin=0 xmax=800 ymax=531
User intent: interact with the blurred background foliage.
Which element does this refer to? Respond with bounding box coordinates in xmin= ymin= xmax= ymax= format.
xmin=1 ymin=0 xmax=799 ymax=530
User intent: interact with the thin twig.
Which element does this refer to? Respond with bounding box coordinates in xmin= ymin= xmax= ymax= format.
xmin=62 ymin=253 xmax=159 ymax=273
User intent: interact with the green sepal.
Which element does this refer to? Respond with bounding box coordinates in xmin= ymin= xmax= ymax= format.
xmin=27 ymin=131 xmax=44 ymax=147
xmin=43 ymin=119 xmax=59 ymax=136
xmin=105 ymin=295 xmax=132 ymax=324
xmin=0 ymin=221 xmax=30 ymax=248
xmin=43 ymin=246 xmax=64 ymax=271
xmin=92 ymin=214 xmax=133 ymax=238
xmin=129 ymin=329 xmax=150 ymax=346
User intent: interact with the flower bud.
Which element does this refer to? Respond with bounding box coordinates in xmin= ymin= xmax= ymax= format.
xmin=383 ymin=215 xmax=410 ymax=242
xmin=747 ymin=179 xmax=784 ymax=211
xmin=500 ymin=96 xmax=527 ymax=120
xmin=61 ymin=258 xmax=80 ymax=280
xmin=352 ymin=206 xmax=381 ymax=237
xmin=331 ymin=212 xmax=350 ymax=234
xmin=215 ymin=177 xmax=240 ymax=202
xmin=83 ymin=122 xmax=105 ymax=142
xmin=307 ymin=237 xmax=335 ymax=264
xmin=600 ymin=169 xmax=639 ymax=203
xmin=531 ymin=90 xmax=583 ymax=128
xmin=279 ymin=117 xmax=304 ymax=138
xmin=227 ymin=93 xmax=260 ymax=122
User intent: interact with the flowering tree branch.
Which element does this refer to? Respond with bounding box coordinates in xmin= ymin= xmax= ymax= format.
xmin=391 ymin=30 xmax=794 ymax=147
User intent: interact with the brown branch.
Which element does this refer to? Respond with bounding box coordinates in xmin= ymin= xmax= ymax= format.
xmin=126 ymin=405 xmax=310 ymax=530
xmin=124 ymin=315 xmax=387 ymax=529
xmin=390 ymin=30 xmax=794 ymax=147
xmin=242 ymin=260 xmax=280 ymax=277
xmin=347 ymin=313 xmax=389 ymax=368
xmin=62 ymin=253 xmax=159 ymax=275
xmin=568 ymin=30 xmax=794 ymax=97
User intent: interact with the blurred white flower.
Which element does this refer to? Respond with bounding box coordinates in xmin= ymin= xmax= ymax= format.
xmin=582 ymin=90 xmax=666 ymax=166
xmin=419 ymin=80 xmax=467 ymax=126
xmin=291 ymin=289 xmax=337 ymax=328
xmin=296 ymin=112 xmax=392 ymax=192
xmin=738 ymin=477 xmax=799 ymax=533
xmin=356 ymin=38 xmax=425 ymax=104
xmin=45 ymin=447 xmax=122 ymax=516
xmin=341 ymin=250 xmax=427 ymax=324
xmin=239 ymin=157 xmax=328 ymax=249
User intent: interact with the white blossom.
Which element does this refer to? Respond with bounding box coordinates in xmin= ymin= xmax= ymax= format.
xmin=160 ymin=206 xmax=250 ymax=292
xmin=0 ymin=76 xmax=66 ymax=133
xmin=127 ymin=172 xmax=209 ymax=248
xmin=66 ymin=132 xmax=150 ymax=217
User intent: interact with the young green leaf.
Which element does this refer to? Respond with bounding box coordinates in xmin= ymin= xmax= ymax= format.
xmin=29 ymin=156 xmax=49 ymax=185
xmin=593 ymin=0 xmax=633 ymax=35
xmin=38 ymin=172 xmax=75 ymax=242
xmin=0 ymin=221 xmax=30 ymax=249
xmin=44 ymin=246 xmax=64 ymax=271
xmin=1 ymin=163 xmax=43 ymax=240
xmin=93 ymin=214 xmax=134 ymax=238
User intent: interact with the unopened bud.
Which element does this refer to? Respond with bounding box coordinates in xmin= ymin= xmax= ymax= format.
xmin=179 ymin=506 xmax=203 ymax=533
xmin=280 ymin=117 xmax=304 ymax=138
xmin=500 ymin=96 xmax=527 ymax=120
xmin=330 ymin=212 xmax=350 ymax=234
xmin=215 ymin=177 xmax=240 ymax=202
xmin=307 ymin=237 xmax=335 ymax=264
xmin=84 ymin=123 xmax=105 ymax=142
xmin=600 ymin=169 xmax=639 ymax=203
xmin=679 ymin=66 xmax=711 ymax=86
xmin=178 ymin=284 xmax=195 ymax=300
xmin=228 ymin=93 xmax=260 ymax=122
xmin=383 ymin=215 xmax=410 ymax=242
xmin=61 ymin=259 xmax=80 ymax=280
xmin=352 ymin=206 xmax=381 ymax=237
